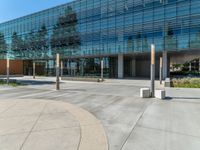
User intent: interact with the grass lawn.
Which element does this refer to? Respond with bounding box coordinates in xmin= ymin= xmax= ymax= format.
xmin=0 ymin=80 xmax=20 ymax=87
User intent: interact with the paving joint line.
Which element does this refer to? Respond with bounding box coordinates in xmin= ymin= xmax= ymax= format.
xmin=30 ymin=126 xmax=81 ymax=133
xmin=0 ymin=90 xmax=35 ymax=97
xmin=0 ymin=111 xmax=69 ymax=118
xmin=0 ymin=131 xmax=30 ymax=137
xmin=19 ymin=103 xmax=48 ymax=150
xmin=0 ymin=102 xmax=18 ymax=116
xmin=18 ymin=91 xmax=56 ymax=98
xmin=77 ymin=122 xmax=82 ymax=150
xmin=91 ymin=96 xmax=122 ymax=113
xmin=119 ymin=100 xmax=154 ymax=150
xmin=46 ymin=92 xmax=71 ymax=99
xmin=138 ymin=125 xmax=200 ymax=139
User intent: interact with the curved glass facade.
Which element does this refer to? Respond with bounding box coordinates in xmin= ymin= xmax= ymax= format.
xmin=0 ymin=0 xmax=200 ymax=77
xmin=0 ymin=0 xmax=200 ymax=60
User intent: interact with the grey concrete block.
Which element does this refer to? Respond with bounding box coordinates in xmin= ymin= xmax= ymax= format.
xmin=140 ymin=88 xmax=150 ymax=98
xmin=155 ymin=90 xmax=166 ymax=99
xmin=165 ymin=78 xmax=171 ymax=87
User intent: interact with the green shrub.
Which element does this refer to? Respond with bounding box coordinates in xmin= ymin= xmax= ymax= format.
xmin=172 ymin=78 xmax=200 ymax=88
xmin=0 ymin=80 xmax=20 ymax=87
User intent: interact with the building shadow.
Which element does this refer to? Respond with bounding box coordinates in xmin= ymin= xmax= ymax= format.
xmin=17 ymin=79 xmax=55 ymax=85
xmin=165 ymin=96 xmax=200 ymax=100
xmin=170 ymin=97 xmax=200 ymax=100
xmin=165 ymin=97 xmax=173 ymax=100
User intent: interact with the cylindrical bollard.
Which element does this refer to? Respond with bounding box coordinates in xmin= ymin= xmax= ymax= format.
xmin=61 ymin=61 xmax=63 ymax=77
xmin=160 ymin=57 xmax=163 ymax=85
xmin=7 ymin=58 xmax=9 ymax=84
xmin=56 ymin=54 xmax=60 ymax=90
xmin=151 ymin=44 xmax=155 ymax=97
xmin=33 ymin=62 xmax=36 ymax=79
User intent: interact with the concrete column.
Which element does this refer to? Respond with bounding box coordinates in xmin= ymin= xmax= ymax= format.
xmin=56 ymin=54 xmax=60 ymax=90
xmin=80 ymin=59 xmax=84 ymax=76
xmin=61 ymin=61 xmax=63 ymax=77
xmin=189 ymin=62 xmax=192 ymax=72
xmin=101 ymin=58 xmax=104 ymax=79
xmin=199 ymin=58 xmax=200 ymax=73
xmin=163 ymin=50 xmax=168 ymax=79
xmin=131 ymin=58 xmax=136 ymax=77
xmin=67 ymin=60 xmax=70 ymax=76
xmin=118 ymin=54 xmax=124 ymax=79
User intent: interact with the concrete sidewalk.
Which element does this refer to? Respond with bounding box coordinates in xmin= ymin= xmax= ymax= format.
xmin=0 ymin=99 xmax=108 ymax=150
xmin=1 ymin=77 xmax=200 ymax=150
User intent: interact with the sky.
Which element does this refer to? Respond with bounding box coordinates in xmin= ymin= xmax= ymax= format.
xmin=0 ymin=0 xmax=73 ymax=23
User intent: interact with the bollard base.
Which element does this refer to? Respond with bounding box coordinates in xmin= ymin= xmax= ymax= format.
xmin=165 ymin=78 xmax=171 ymax=87
xmin=140 ymin=88 xmax=150 ymax=98
xmin=155 ymin=90 xmax=166 ymax=99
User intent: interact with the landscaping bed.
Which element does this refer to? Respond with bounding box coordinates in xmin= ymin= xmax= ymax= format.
xmin=61 ymin=76 xmax=104 ymax=82
xmin=0 ymin=79 xmax=22 ymax=87
xmin=172 ymin=77 xmax=200 ymax=88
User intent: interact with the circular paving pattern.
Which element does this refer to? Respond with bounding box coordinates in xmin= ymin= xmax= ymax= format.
xmin=0 ymin=99 xmax=108 ymax=150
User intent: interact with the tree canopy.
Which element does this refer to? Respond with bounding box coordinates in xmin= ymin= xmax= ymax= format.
xmin=0 ymin=32 xmax=7 ymax=54
xmin=51 ymin=6 xmax=80 ymax=52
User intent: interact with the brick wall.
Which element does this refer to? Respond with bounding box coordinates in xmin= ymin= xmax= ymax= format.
xmin=0 ymin=60 xmax=23 ymax=75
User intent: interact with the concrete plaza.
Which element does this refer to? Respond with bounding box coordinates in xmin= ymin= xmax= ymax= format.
xmin=0 ymin=77 xmax=200 ymax=150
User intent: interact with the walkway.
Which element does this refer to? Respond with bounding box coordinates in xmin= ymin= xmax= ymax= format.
xmin=0 ymin=99 xmax=108 ymax=150
xmin=0 ymin=77 xmax=200 ymax=150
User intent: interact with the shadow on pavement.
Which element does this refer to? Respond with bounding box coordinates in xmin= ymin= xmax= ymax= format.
xmin=17 ymin=79 xmax=56 ymax=85
xmin=165 ymin=97 xmax=173 ymax=100
xmin=171 ymin=97 xmax=200 ymax=100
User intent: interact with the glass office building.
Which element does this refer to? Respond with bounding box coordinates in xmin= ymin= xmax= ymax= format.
xmin=0 ymin=0 xmax=200 ymax=78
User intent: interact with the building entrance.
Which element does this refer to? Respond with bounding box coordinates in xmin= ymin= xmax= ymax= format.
xmin=124 ymin=56 xmax=136 ymax=78
xmin=35 ymin=62 xmax=46 ymax=76
xmin=23 ymin=60 xmax=47 ymax=76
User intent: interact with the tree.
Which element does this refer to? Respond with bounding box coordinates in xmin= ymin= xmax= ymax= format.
xmin=32 ymin=24 xmax=48 ymax=57
xmin=135 ymin=32 xmax=141 ymax=51
xmin=11 ymin=32 xmax=25 ymax=58
xmin=165 ymin=23 xmax=176 ymax=50
xmin=36 ymin=24 xmax=47 ymax=51
xmin=22 ymin=24 xmax=47 ymax=58
xmin=27 ymin=31 xmax=38 ymax=58
xmin=51 ymin=6 xmax=80 ymax=56
xmin=190 ymin=28 xmax=200 ymax=49
xmin=0 ymin=32 xmax=7 ymax=55
xmin=127 ymin=36 xmax=133 ymax=52
xmin=143 ymin=34 xmax=148 ymax=52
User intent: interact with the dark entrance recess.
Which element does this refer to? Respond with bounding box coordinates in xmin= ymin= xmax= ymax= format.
xmin=23 ymin=60 xmax=47 ymax=76
xmin=35 ymin=62 xmax=46 ymax=76
xmin=23 ymin=60 xmax=33 ymax=76
xmin=109 ymin=57 xmax=118 ymax=78
xmin=124 ymin=57 xmax=132 ymax=78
